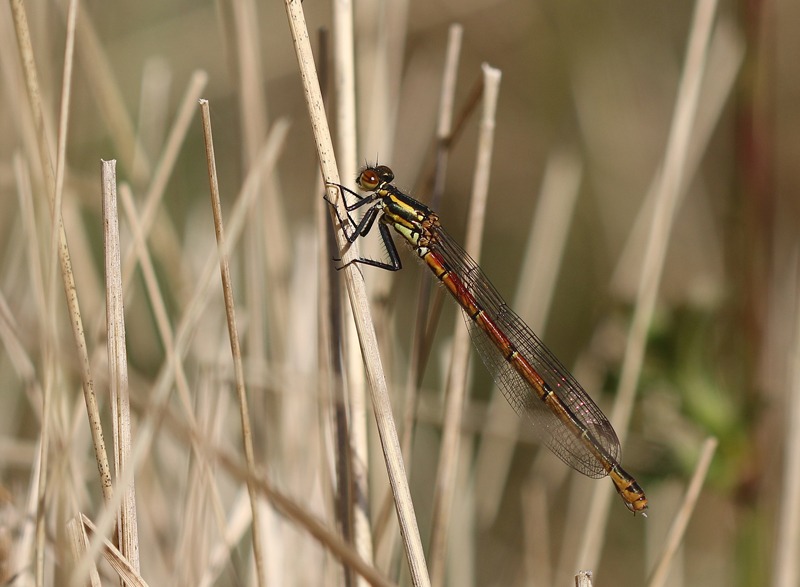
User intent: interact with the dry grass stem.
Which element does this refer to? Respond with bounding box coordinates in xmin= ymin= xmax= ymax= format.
xmin=118 ymin=179 xmax=235 ymax=572
xmin=332 ymin=0 xmax=373 ymax=575
xmin=142 ymin=119 xmax=289 ymax=428
xmin=200 ymin=98 xmax=266 ymax=587
xmin=116 ymin=70 xmax=208 ymax=302
xmin=429 ymin=63 xmax=501 ymax=587
xmin=228 ymin=2 xmax=290 ymax=369
xmin=332 ymin=0 xmax=373 ymax=583
xmin=522 ymin=479 xmax=551 ymax=587
xmin=283 ymin=1 xmax=430 ymax=585
xmin=10 ymin=0 xmax=113 ymax=519
xmin=436 ymin=24 xmax=463 ymax=141
xmin=0 ymin=286 xmax=41 ymax=411
xmin=576 ymin=0 xmax=719 ymax=572
xmin=66 ymin=517 xmax=101 ymax=587
xmin=611 ymin=18 xmax=744 ymax=298
xmin=772 ymin=272 xmax=800 ymax=587
xmin=79 ymin=514 xmax=150 ymax=587
xmin=51 ymin=0 xmax=78 ymax=319
xmin=575 ymin=570 xmax=593 ymax=587
xmin=474 ymin=147 xmax=583 ymax=528
xmin=232 ymin=0 xmax=270 ymax=383
xmin=646 ymin=437 xmax=718 ymax=587
xmin=374 ymin=24 xmax=466 ymax=558
xmin=101 ymin=160 xmax=139 ymax=572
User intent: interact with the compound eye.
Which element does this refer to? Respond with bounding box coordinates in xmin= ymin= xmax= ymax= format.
xmin=375 ymin=165 xmax=394 ymax=183
xmin=358 ymin=169 xmax=380 ymax=191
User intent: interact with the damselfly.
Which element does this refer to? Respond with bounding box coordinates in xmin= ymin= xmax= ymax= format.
xmin=327 ymin=165 xmax=647 ymax=515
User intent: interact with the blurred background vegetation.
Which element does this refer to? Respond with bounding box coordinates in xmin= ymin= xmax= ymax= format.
xmin=0 ymin=0 xmax=792 ymax=586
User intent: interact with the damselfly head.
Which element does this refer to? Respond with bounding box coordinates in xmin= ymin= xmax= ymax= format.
xmin=356 ymin=165 xmax=394 ymax=191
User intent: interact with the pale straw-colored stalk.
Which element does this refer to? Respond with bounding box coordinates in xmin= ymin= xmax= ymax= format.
xmin=200 ymin=99 xmax=266 ymax=587
xmin=473 ymin=147 xmax=583 ymax=528
xmin=646 ymin=437 xmax=718 ymax=587
xmin=79 ymin=515 xmax=149 ymax=587
xmin=522 ymin=478 xmax=552 ymax=587
xmin=575 ymin=570 xmax=593 ymax=587
xmin=283 ymin=1 xmax=430 ymax=584
xmin=101 ymin=160 xmax=140 ymax=573
xmin=429 ymin=63 xmax=501 ymax=587
xmin=772 ymin=259 xmax=800 ymax=587
xmin=333 ymin=0 xmax=374 ymax=577
xmin=66 ymin=517 xmax=101 ymax=587
xmin=374 ymin=22 xmax=464 ymax=562
xmin=575 ymin=0 xmax=719 ymax=573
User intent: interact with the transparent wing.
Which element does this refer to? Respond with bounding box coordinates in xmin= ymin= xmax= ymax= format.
xmin=433 ymin=226 xmax=619 ymax=478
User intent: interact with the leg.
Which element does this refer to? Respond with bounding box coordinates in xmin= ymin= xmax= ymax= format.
xmin=324 ymin=183 xmax=380 ymax=232
xmin=337 ymin=223 xmax=402 ymax=272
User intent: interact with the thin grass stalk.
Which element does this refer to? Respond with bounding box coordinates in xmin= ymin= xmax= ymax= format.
xmin=51 ymin=0 xmax=78 ymax=341
xmin=575 ymin=570 xmax=593 ymax=587
xmin=45 ymin=13 xmax=81 ymax=573
xmin=522 ymin=479 xmax=551 ymax=587
xmin=229 ymin=0 xmax=290 ymax=373
xmin=317 ymin=26 xmax=354 ymax=586
xmin=0 ymin=283 xmax=42 ymax=414
xmin=283 ymin=2 xmax=430 ymax=585
xmin=200 ymin=99 xmax=266 ymax=587
xmin=332 ymin=0 xmax=373 ymax=574
xmin=197 ymin=490 xmax=253 ymax=587
xmin=232 ymin=0 xmax=270 ymax=395
xmin=473 ymin=147 xmax=583 ymax=528
xmin=102 ymin=160 xmax=140 ymax=574
xmin=118 ymin=181 xmax=234 ymax=572
xmin=13 ymin=154 xmax=45 ymax=418
xmin=66 ymin=517 xmax=101 ymax=587
xmin=9 ymin=0 xmax=114 ymax=517
xmin=141 ymin=120 xmax=290 ymax=455
xmin=646 ymin=437 xmax=718 ymax=587
xmin=429 ymin=63 xmax=501 ymax=587
xmin=374 ymin=25 xmax=464 ymax=557
xmin=318 ymin=31 xmax=357 ymax=584
xmin=319 ymin=175 xmax=356 ymax=586
xmin=355 ymin=0 xmax=409 ymax=301
xmin=116 ymin=71 xmax=208 ymax=300
xmin=772 ymin=254 xmax=800 ymax=587
xmin=79 ymin=515 xmax=149 ymax=587
xmin=610 ymin=18 xmax=744 ymax=297
xmin=575 ymin=0 xmax=719 ymax=572
xmin=413 ymin=75 xmax=483 ymax=201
